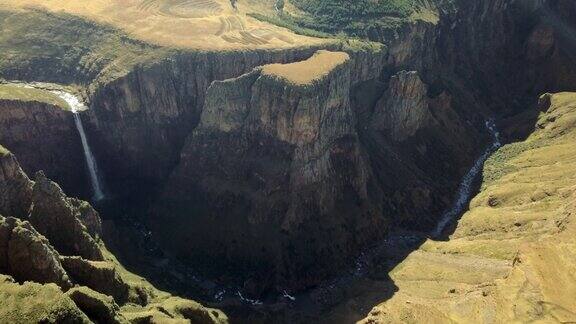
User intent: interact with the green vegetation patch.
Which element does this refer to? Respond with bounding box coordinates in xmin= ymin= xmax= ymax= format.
xmin=0 ymin=84 xmax=70 ymax=109
xmin=260 ymin=0 xmax=426 ymax=40
xmin=0 ymin=144 xmax=9 ymax=156
xmin=0 ymin=275 xmax=90 ymax=323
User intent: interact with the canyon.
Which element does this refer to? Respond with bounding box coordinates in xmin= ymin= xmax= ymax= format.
xmin=0 ymin=0 xmax=575 ymax=323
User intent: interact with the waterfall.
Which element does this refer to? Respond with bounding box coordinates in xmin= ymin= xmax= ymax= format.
xmin=432 ymin=120 xmax=501 ymax=238
xmin=52 ymin=90 xmax=105 ymax=201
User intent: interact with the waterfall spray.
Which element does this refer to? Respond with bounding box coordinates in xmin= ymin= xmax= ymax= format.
xmin=52 ymin=90 xmax=105 ymax=201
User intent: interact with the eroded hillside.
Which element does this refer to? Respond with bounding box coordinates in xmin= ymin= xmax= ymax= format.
xmin=359 ymin=92 xmax=576 ymax=323
xmin=0 ymin=143 xmax=227 ymax=323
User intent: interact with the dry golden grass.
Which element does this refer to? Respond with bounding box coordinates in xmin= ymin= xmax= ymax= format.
xmin=0 ymin=0 xmax=328 ymax=50
xmin=358 ymin=92 xmax=576 ymax=323
xmin=261 ymin=50 xmax=349 ymax=86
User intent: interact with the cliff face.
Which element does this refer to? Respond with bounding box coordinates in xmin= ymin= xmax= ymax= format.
xmin=85 ymin=47 xmax=331 ymax=188
xmin=433 ymin=0 xmax=576 ymax=116
xmin=0 ymin=149 xmax=32 ymax=218
xmin=0 ymin=100 xmax=87 ymax=196
xmin=363 ymin=70 xmax=481 ymax=228
xmin=29 ymin=171 xmax=104 ymax=261
xmin=0 ymin=148 xmax=227 ymax=323
xmin=0 ymin=215 xmax=72 ymax=289
xmin=154 ymin=50 xmax=385 ymax=292
xmin=371 ymin=71 xmax=431 ymax=142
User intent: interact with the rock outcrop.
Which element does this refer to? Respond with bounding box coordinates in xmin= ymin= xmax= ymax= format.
xmin=29 ymin=171 xmax=104 ymax=261
xmin=0 ymin=147 xmax=228 ymax=323
xmin=371 ymin=71 xmax=431 ymax=141
xmin=0 ymin=215 xmax=72 ymax=289
xmin=0 ymin=275 xmax=91 ymax=323
xmin=362 ymin=70 xmax=483 ymax=228
xmin=154 ymin=50 xmax=385 ymax=292
xmin=61 ymin=256 xmax=129 ymax=304
xmin=0 ymin=148 xmax=33 ymax=218
xmin=66 ymin=286 xmax=127 ymax=324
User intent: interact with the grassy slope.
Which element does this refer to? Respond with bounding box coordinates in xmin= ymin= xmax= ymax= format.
xmin=0 ymin=84 xmax=70 ymax=109
xmin=0 ymin=0 xmax=326 ymax=51
xmin=261 ymin=50 xmax=349 ymax=86
xmin=0 ymin=275 xmax=90 ymax=323
xmin=0 ymin=8 xmax=171 ymax=88
xmin=358 ymin=92 xmax=576 ymax=323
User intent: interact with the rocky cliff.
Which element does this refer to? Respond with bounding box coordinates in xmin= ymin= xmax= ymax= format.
xmin=432 ymin=0 xmax=576 ymax=117
xmin=85 ymin=47 xmax=332 ymax=191
xmin=362 ymin=70 xmax=482 ymax=229
xmin=0 ymin=99 xmax=87 ymax=196
xmin=154 ymin=50 xmax=385 ymax=293
xmin=0 ymin=148 xmax=227 ymax=323
xmin=1 ymin=0 xmax=575 ymax=320
xmin=0 ymin=146 xmax=32 ymax=218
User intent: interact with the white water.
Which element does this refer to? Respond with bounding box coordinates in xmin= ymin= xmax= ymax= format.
xmin=432 ymin=120 xmax=501 ymax=238
xmin=51 ymin=90 xmax=105 ymax=201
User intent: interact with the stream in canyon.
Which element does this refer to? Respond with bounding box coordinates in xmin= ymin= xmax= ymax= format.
xmin=4 ymin=81 xmax=505 ymax=321
xmin=432 ymin=119 xmax=502 ymax=238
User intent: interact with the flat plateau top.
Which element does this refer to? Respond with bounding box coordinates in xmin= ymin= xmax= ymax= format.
xmin=261 ymin=50 xmax=350 ymax=86
xmin=0 ymin=84 xmax=69 ymax=109
xmin=0 ymin=0 xmax=328 ymax=50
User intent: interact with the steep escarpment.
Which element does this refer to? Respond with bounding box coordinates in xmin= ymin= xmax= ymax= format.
xmin=84 ymin=47 xmax=331 ymax=190
xmin=150 ymin=45 xmax=485 ymax=294
xmin=154 ymin=50 xmax=385 ymax=293
xmin=0 ymin=96 xmax=87 ymax=196
xmin=2 ymin=0 xmax=575 ymax=321
xmin=0 ymin=146 xmax=32 ymax=218
xmin=432 ymin=0 xmax=576 ymax=117
xmin=359 ymin=70 xmax=482 ymax=229
xmin=0 ymin=148 xmax=227 ymax=323
xmin=360 ymin=91 xmax=576 ymax=324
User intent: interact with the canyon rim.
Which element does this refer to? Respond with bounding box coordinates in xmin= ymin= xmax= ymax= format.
xmin=0 ymin=0 xmax=575 ymax=323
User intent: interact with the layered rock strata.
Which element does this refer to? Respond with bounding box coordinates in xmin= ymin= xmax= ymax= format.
xmin=0 ymin=99 xmax=86 ymax=195
xmin=155 ymin=50 xmax=385 ymax=292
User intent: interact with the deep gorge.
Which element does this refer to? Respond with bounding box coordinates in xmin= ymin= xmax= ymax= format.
xmin=1 ymin=0 xmax=575 ymax=322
